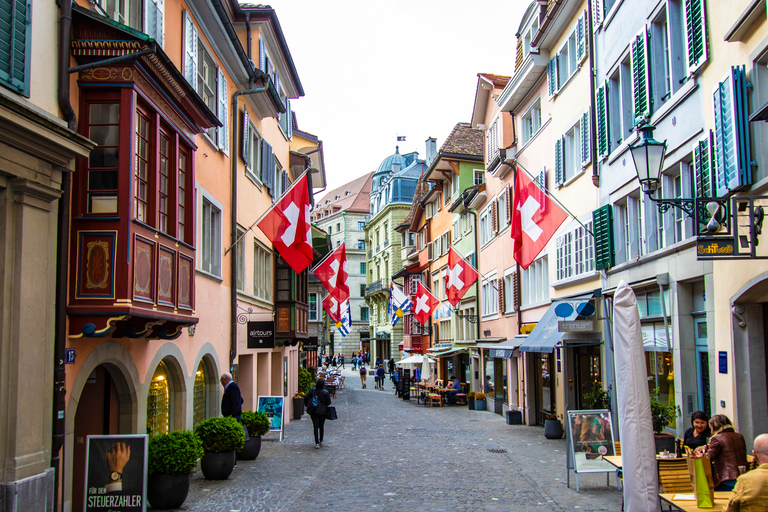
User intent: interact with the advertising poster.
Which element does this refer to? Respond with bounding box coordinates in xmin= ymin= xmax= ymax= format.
xmin=84 ymin=434 xmax=147 ymax=512
xmin=257 ymin=396 xmax=284 ymax=431
xmin=566 ymin=409 xmax=616 ymax=473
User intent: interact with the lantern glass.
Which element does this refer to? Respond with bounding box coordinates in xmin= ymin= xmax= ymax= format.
xmin=630 ymin=125 xmax=667 ymax=194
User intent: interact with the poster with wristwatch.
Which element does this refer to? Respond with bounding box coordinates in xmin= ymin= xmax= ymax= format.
xmin=84 ymin=434 xmax=147 ymax=512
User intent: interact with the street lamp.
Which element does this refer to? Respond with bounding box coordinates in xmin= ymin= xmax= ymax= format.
xmin=630 ymin=123 xmax=696 ymax=219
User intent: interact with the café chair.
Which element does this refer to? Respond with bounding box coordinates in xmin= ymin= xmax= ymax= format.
xmin=427 ymin=394 xmax=442 ymax=407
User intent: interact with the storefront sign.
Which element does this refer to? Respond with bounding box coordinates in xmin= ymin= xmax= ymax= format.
xmin=697 ymin=238 xmax=735 ymax=258
xmin=247 ymin=321 xmax=275 ymax=349
xmin=303 ymin=337 xmax=318 ymax=351
xmin=520 ymin=323 xmax=536 ymax=335
xmin=558 ymin=320 xmax=594 ymax=332
xmin=84 ymin=434 xmax=147 ymax=512
xmin=488 ymin=349 xmax=514 ymax=359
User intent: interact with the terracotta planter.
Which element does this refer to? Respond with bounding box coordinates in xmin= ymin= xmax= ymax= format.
xmin=236 ymin=436 xmax=262 ymax=461
xmin=147 ymin=474 xmax=190 ymax=510
xmin=200 ymin=451 xmax=235 ymax=480
xmin=544 ymin=419 xmax=564 ymax=439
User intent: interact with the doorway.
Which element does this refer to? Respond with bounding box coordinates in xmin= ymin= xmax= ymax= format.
xmin=574 ymin=346 xmax=602 ymax=410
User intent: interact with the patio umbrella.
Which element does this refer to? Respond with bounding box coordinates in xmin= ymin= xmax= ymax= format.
xmin=421 ymin=355 xmax=433 ymax=382
xmin=612 ymin=281 xmax=660 ymax=512
xmin=395 ymin=354 xmax=423 ymax=366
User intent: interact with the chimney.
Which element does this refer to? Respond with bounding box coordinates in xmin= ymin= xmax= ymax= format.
xmin=425 ymin=137 xmax=437 ymax=165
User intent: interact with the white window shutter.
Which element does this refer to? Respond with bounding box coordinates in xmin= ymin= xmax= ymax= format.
xmin=218 ymin=69 xmax=228 ymax=154
xmin=183 ymin=12 xmax=198 ymax=86
xmin=155 ymin=0 xmax=164 ymax=47
xmin=242 ymin=109 xmax=250 ymax=166
xmin=286 ymin=99 xmax=293 ymax=140
xmin=592 ymin=0 xmax=603 ymax=26
xmin=259 ymin=37 xmax=266 ymax=72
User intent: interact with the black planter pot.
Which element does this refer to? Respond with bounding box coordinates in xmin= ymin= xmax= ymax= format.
xmin=474 ymin=399 xmax=487 ymax=411
xmin=654 ymin=433 xmax=676 ymax=454
xmin=147 ymin=474 xmax=191 ymax=510
xmin=467 ymin=399 xmax=475 ymax=410
xmin=544 ymin=419 xmax=564 ymax=439
xmin=237 ymin=436 xmax=262 ymax=461
xmin=293 ymin=398 xmax=304 ymax=420
xmin=200 ymin=451 xmax=236 ymax=480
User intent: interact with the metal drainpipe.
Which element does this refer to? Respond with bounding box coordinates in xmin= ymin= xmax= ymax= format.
xmin=53 ymin=1 xmax=78 ymax=509
xmin=230 ymin=85 xmax=268 ymax=374
xmin=587 ymin=0 xmax=600 ymax=186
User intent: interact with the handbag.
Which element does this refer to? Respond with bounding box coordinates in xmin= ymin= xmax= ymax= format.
xmin=325 ymin=405 xmax=337 ymax=420
xmin=686 ymin=452 xmax=715 ymax=508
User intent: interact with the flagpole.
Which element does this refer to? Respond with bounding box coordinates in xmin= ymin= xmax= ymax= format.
xmin=514 ymin=162 xmax=595 ymax=238
xmin=310 ymin=241 xmax=345 ymax=274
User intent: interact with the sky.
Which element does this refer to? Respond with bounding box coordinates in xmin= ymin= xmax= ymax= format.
xmin=259 ymin=0 xmax=528 ymax=194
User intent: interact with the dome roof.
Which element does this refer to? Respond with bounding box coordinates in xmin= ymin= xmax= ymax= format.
xmin=375 ymin=146 xmax=408 ymax=175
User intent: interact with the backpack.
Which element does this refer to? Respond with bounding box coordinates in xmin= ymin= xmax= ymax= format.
xmin=306 ymin=390 xmax=319 ymax=414
xmin=359 ymin=365 xmax=366 ymax=375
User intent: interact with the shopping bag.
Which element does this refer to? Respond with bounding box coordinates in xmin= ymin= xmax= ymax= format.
xmin=686 ymin=453 xmax=715 ymax=508
xmin=325 ymin=405 xmax=337 ymax=421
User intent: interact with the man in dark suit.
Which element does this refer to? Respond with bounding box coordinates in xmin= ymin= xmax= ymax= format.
xmin=220 ymin=372 xmax=243 ymax=420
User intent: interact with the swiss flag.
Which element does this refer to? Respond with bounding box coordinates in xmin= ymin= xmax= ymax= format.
xmin=413 ymin=282 xmax=439 ymax=325
xmin=445 ymin=247 xmax=479 ymax=307
xmin=312 ymin=243 xmax=349 ymax=302
xmin=257 ymin=173 xmax=313 ymax=274
xmin=511 ymin=169 xmax=568 ymax=270
xmin=322 ymin=293 xmax=341 ymax=324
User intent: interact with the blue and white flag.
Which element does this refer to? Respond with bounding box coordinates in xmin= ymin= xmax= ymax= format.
xmin=334 ymin=299 xmax=351 ymax=337
xmin=389 ymin=282 xmax=412 ymax=326
xmin=396 ymin=135 xmax=406 ymax=141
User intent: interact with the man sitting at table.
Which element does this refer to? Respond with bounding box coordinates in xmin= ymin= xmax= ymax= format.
xmin=447 ymin=376 xmax=461 ymax=405
xmin=725 ymin=433 xmax=768 ymax=512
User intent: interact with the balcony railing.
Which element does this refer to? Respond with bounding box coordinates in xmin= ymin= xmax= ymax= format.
xmin=365 ymin=279 xmax=385 ymax=296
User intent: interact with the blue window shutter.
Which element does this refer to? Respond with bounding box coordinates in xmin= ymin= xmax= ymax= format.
xmin=684 ymin=0 xmax=708 ymax=74
xmin=242 ymin=109 xmax=249 ymax=166
xmin=580 ymin=111 xmax=591 ymax=166
xmin=259 ymin=37 xmax=266 ymax=72
xmin=596 ymin=84 xmax=610 ymax=158
xmin=555 ymin=138 xmax=564 ymax=186
xmin=631 ymin=27 xmax=651 ymax=124
xmin=261 ymin=139 xmax=274 ymax=191
xmin=733 ymin=66 xmax=752 ymax=190
xmin=593 ymin=205 xmax=615 ymax=270
xmin=713 ymin=66 xmax=750 ymax=196
xmin=548 ymin=57 xmax=557 ymax=96
xmin=0 ymin=0 xmax=31 ymax=96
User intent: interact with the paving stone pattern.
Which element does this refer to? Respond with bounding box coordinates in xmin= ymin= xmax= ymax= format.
xmin=175 ymin=367 xmax=624 ymax=512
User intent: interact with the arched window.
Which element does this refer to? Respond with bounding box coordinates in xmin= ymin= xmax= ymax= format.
xmin=147 ymin=361 xmax=170 ymax=438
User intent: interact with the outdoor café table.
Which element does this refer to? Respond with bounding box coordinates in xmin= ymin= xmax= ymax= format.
xmin=658 ymin=492 xmax=732 ymax=512
xmin=325 ymin=381 xmax=338 ymax=398
xmin=603 ymin=455 xmax=623 ymax=470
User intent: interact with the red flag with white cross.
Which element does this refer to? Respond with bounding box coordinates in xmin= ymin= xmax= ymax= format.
xmin=312 ymin=243 xmax=349 ymax=303
xmin=413 ymin=282 xmax=439 ymax=325
xmin=445 ymin=247 xmax=479 ymax=307
xmin=322 ymin=293 xmax=341 ymax=324
xmin=257 ymin=173 xmax=313 ymax=273
xmin=511 ymin=168 xmax=568 ymax=270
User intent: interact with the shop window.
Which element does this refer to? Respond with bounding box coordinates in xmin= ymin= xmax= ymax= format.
xmin=193 ymin=361 xmax=207 ymax=427
xmin=147 ymin=361 xmax=170 ymax=438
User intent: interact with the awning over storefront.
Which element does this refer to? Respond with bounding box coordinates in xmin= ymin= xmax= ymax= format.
xmin=519 ymin=293 xmax=595 ymax=353
xmin=477 ymin=336 xmax=527 ymax=358
xmin=430 ymin=347 xmax=468 ymax=358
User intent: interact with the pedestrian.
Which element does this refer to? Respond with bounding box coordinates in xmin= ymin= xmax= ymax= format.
xmin=375 ymin=356 xmax=382 ymax=368
xmin=339 ymin=353 xmax=345 ymax=369
xmin=351 ymin=354 xmax=357 ymax=371
xmin=332 ymin=354 xmax=337 ymax=367
xmin=376 ymin=364 xmax=386 ymax=390
xmin=359 ymin=362 xmax=367 ymax=389
xmin=388 ymin=358 xmax=395 ymax=375
xmin=220 ymin=373 xmax=243 ymax=420
xmin=304 ymin=379 xmax=332 ymax=449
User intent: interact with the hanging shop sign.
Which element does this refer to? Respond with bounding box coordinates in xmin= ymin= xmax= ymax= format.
xmin=303 ymin=337 xmax=318 ymax=351
xmin=247 ymin=321 xmax=275 ymax=349
xmin=84 ymin=434 xmax=147 ymax=512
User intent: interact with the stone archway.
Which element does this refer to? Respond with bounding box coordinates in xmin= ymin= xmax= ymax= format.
xmin=144 ymin=347 xmax=188 ymax=436
xmin=731 ymin=273 xmax=768 ymax=450
xmin=192 ymin=348 xmax=221 ymax=426
xmin=64 ymin=342 xmax=140 ymax=512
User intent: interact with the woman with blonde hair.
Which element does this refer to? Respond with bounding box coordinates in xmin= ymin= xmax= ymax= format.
xmin=694 ymin=414 xmax=748 ymax=491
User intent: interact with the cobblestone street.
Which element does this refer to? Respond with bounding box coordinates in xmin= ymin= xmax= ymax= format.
xmin=175 ymin=368 xmax=624 ymax=512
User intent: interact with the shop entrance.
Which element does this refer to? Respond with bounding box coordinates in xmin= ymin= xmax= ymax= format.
xmin=573 ymin=346 xmax=602 ymax=410
xmin=533 ymin=352 xmax=554 ymax=425
xmin=72 ymin=364 xmax=131 ymax=511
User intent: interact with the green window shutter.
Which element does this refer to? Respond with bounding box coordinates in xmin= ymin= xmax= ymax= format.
xmin=713 ymin=66 xmax=751 ymax=196
xmin=576 ymin=12 xmax=586 ymax=62
xmin=555 ymin=138 xmax=564 ymax=186
xmin=0 ymin=0 xmax=30 ymax=96
xmin=592 ymin=0 xmax=603 ymax=26
xmin=693 ymin=131 xmax=714 ymax=198
xmin=631 ymin=27 xmax=651 ymax=125
xmin=596 ymin=84 xmax=610 ymax=158
xmin=592 ymin=205 xmax=615 ymax=270
xmin=547 ymin=57 xmax=557 ymax=96
xmin=684 ymin=0 xmax=708 ymax=74
xmin=580 ymin=111 xmax=591 ymax=166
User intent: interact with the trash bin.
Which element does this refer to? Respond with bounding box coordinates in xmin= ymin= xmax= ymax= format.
xmin=506 ymin=410 xmax=523 ymax=425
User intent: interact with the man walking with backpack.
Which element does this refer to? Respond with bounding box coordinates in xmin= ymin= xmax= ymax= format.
xmin=375 ymin=364 xmax=386 ymax=390
xmin=359 ymin=362 xmax=367 ymax=389
xmin=304 ymin=379 xmax=332 ymax=449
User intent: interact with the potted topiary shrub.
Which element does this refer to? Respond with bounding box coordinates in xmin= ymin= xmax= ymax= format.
xmin=467 ymin=391 xmax=476 ymax=410
xmin=194 ymin=416 xmax=244 ymax=480
xmin=650 ymin=388 xmax=677 ymax=454
xmin=474 ymin=392 xmax=487 ymax=410
xmin=147 ymin=430 xmax=203 ymax=510
xmin=544 ymin=412 xmax=564 ymax=439
xmin=237 ymin=410 xmax=270 ymax=460
xmin=294 ymin=367 xmax=313 ymax=419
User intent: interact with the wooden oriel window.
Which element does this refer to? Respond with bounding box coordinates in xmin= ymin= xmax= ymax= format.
xmin=134 ymin=112 xmax=150 ymax=223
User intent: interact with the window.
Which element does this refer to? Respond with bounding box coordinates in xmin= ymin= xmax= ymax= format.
xmin=308 ymin=293 xmax=318 ymax=321
xmin=443 ymin=182 xmax=451 ymax=206
xmin=486 ymin=118 xmax=499 ymax=161
xmin=555 ymin=221 xmax=594 ymax=282
xmin=456 ymin=305 xmax=475 ymax=342
xmin=713 ymin=66 xmax=751 ymax=196
xmin=474 ymin=169 xmax=485 ymax=185
xmin=359 ymin=284 xmax=366 ymax=297
xmin=178 ymin=150 xmax=189 ymax=243
xmin=479 ymin=206 xmax=493 ymax=246
xmin=521 ymin=99 xmax=542 ymax=145
xmin=358 ymin=221 xmax=365 ymax=230
xmin=201 ymin=195 xmax=222 ymax=276
xmin=243 ymin=117 xmax=262 ymax=182
xmin=236 ymin=229 xmax=245 ymax=291
xmin=336 ymin=222 xmax=341 ymax=232
xmin=357 ymin=239 xmax=365 ymax=250
xmin=503 ymin=270 xmax=516 ymax=314
xmin=555 ymin=116 xmax=589 ymax=186
xmin=97 ymin=0 xmax=164 ymax=46
xmin=196 ymin=40 xmax=228 ymax=152
xmin=521 ymin=256 xmax=548 ymax=307
xmin=522 ymin=15 xmax=540 ymax=59
xmin=482 ymin=275 xmax=499 ymax=317
xmin=650 ymin=8 xmax=672 ymax=108
xmin=253 ymin=242 xmax=272 ymax=301
xmin=158 ymin=133 xmax=171 ymax=233
xmin=85 ymin=103 xmax=120 ymax=214
xmin=134 ymin=112 xmax=150 ymax=223
xmin=360 ymin=262 xmax=366 ymax=275
xmin=548 ymin=12 xmax=587 ymax=95
xmin=328 ymin=226 xmax=332 ymax=235
xmin=0 ymin=0 xmax=30 ymax=96
xmin=497 ymin=187 xmax=510 ymax=231
xmin=360 ymin=306 xmax=369 ymax=322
